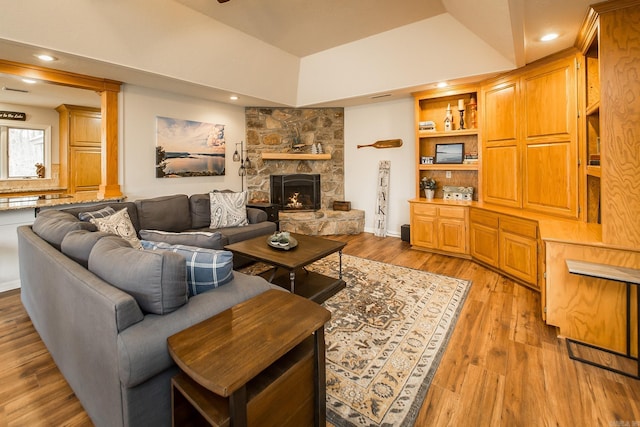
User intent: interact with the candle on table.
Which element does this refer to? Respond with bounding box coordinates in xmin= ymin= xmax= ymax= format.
xmin=458 ymin=99 xmax=465 ymax=111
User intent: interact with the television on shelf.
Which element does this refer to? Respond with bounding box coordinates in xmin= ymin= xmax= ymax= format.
xmin=434 ymin=143 xmax=464 ymax=164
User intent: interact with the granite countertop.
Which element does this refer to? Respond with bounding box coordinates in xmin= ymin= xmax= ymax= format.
xmin=0 ymin=192 xmax=125 ymax=212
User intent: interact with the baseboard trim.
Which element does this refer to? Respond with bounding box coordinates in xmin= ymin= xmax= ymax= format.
xmin=0 ymin=280 xmax=20 ymax=293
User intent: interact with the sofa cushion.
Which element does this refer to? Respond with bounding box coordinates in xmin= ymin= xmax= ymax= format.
xmin=139 ymin=229 xmax=224 ymax=249
xmin=209 ymin=191 xmax=248 ymax=228
xmin=61 ymin=229 xmax=112 ymax=267
xmin=61 ymin=202 xmax=140 ymax=232
xmin=32 ymin=210 xmax=97 ymax=250
xmin=135 ymin=194 xmax=191 ymax=232
xmin=141 ymin=241 xmax=234 ymax=297
xmin=189 ymin=193 xmax=211 ymax=229
xmin=89 ymin=236 xmax=188 ymax=314
xmin=213 ymin=221 xmax=277 ymax=244
xmin=90 ymin=208 xmax=143 ymax=249
xmin=78 ymin=206 xmax=116 ymax=222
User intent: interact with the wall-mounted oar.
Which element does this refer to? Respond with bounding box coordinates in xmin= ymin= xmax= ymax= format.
xmin=357 ymin=139 xmax=403 ymax=149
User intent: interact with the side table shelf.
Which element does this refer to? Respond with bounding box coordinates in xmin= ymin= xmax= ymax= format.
xmin=565 ymin=259 xmax=640 ymax=380
xmin=168 ymin=289 xmax=331 ymax=426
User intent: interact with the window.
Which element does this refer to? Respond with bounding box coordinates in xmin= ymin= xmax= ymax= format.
xmin=0 ymin=124 xmax=51 ymax=179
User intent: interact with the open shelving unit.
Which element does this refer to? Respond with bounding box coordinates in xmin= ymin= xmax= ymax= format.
xmin=413 ymin=85 xmax=480 ymax=200
xmin=581 ymin=17 xmax=601 ymax=224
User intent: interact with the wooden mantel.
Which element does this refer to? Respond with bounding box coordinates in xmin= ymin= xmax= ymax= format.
xmin=261 ymin=153 xmax=331 ymax=160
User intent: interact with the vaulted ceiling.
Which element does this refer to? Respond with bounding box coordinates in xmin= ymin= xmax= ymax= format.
xmin=0 ymin=0 xmax=597 ymax=108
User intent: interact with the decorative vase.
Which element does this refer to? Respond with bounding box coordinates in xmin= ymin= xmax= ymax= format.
xmin=424 ymin=189 xmax=435 ymax=200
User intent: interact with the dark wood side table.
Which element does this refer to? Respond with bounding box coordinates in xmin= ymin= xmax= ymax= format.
xmin=566 ymin=259 xmax=640 ymax=379
xmin=167 ymin=289 xmax=331 ymax=426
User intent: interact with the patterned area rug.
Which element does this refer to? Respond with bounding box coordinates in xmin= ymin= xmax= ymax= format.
xmin=242 ymin=253 xmax=471 ymax=427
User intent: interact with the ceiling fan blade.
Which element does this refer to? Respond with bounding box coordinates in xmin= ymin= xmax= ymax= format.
xmin=218 ymin=0 xmax=230 ymax=3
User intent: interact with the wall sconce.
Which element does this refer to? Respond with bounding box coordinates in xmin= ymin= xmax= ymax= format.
xmin=232 ymin=141 xmax=252 ymax=190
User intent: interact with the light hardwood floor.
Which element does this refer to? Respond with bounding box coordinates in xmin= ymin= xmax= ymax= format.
xmin=1 ymin=232 xmax=639 ymax=426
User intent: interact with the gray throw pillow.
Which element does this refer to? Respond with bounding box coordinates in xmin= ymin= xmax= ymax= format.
xmin=209 ymin=191 xmax=248 ymax=228
xmin=139 ymin=229 xmax=224 ymax=249
xmin=141 ymin=240 xmax=234 ymax=297
xmin=89 ymin=236 xmax=188 ymax=314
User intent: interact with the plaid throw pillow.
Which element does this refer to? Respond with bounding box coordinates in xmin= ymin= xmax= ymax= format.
xmin=140 ymin=240 xmax=234 ymax=297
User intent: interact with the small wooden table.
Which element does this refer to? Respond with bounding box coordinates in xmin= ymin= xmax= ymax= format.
xmin=225 ymin=233 xmax=346 ymax=303
xmin=167 ymin=289 xmax=331 ymax=426
xmin=566 ymin=259 xmax=640 ymax=379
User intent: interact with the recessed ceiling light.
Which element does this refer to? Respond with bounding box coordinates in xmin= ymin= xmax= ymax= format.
xmin=35 ymin=54 xmax=57 ymax=62
xmin=22 ymin=78 xmax=37 ymax=84
xmin=229 ymin=95 xmax=239 ymax=101
xmin=540 ymin=33 xmax=559 ymax=42
xmin=437 ymin=82 xmax=448 ymax=88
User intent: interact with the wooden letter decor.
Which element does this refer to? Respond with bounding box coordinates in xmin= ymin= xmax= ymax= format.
xmin=374 ymin=160 xmax=391 ymax=237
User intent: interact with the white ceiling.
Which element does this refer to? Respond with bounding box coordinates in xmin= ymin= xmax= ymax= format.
xmin=0 ymin=0 xmax=598 ymax=109
xmin=176 ymin=0 xmax=447 ymax=57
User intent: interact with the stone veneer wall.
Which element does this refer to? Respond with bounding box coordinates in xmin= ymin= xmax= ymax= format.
xmin=244 ymin=107 xmax=344 ymax=209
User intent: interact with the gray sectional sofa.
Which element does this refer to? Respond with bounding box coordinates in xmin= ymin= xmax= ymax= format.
xmin=17 ymin=193 xmax=279 ymax=426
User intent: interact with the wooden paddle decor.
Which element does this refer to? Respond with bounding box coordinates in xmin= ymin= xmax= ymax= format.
xmin=357 ymin=139 xmax=403 ymax=149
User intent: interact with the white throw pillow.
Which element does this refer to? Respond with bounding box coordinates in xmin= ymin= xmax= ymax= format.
xmin=90 ymin=208 xmax=143 ymax=249
xmin=209 ymin=191 xmax=248 ymax=228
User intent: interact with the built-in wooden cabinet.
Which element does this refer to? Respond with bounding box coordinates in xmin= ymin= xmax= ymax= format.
xmin=480 ymin=53 xmax=579 ymax=219
xmin=469 ymin=209 xmax=499 ymax=267
xmin=499 ymin=216 xmax=538 ymax=287
xmin=56 ymin=104 xmax=102 ymax=193
xmin=541 ymin=0 xmax=640 ymax=355
xmin=521 ymin=58 xmax=578 ymax=218
xmin=410 ymin=202 xmax=468 ymax=255
xmin=469 ymin=208 xmax=538 ymax=288
xmin=482 ymin=77 xmax=520 ymax=208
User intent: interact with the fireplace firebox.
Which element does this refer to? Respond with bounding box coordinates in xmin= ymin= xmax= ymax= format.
xmin=270 ymin=174 xmax=321 ymax=211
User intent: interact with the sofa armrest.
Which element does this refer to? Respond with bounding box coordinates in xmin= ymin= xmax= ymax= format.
xmin=246 ymin=207 xmax=267 ymax=224
xmin=117 ymin=273 xmax=274 ymax=388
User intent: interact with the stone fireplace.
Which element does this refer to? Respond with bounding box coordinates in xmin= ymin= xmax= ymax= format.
xmin=245 ymin=107 xmax=363 ymax=235
xmin=270 ymin=174 xmax=321 ymax=211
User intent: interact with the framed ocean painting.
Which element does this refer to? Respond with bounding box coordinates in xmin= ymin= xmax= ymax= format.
xmin=155 ymin=116 xmax=226 ymax=177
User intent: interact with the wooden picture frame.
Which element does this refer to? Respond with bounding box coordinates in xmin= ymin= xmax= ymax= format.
xmin=434 ymin=143 xmax=464 ymax=164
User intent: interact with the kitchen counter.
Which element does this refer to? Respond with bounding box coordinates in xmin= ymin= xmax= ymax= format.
xmin=0 ymin=192 xmax=125 ymax=212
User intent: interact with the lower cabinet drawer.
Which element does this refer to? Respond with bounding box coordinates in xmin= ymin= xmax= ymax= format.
xmin=500 ymin=217 xmax=537 ymax=239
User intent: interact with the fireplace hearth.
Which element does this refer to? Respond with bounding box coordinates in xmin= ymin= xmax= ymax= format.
xmin=271 ymin=174 xmax=321 ymax=211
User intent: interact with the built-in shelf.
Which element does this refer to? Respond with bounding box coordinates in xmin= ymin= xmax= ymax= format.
xmin=586 ymin=102 xmax=600 ymax=116
xmin=586 ymin=165 xmax=601 ymax=177
xmin=418 ymin=163 xmax=478 ymax=171
xmin=418 ymin=129 xmax=479 ymax=138
xmin=261 ymin=153 xmax=331 ymax=160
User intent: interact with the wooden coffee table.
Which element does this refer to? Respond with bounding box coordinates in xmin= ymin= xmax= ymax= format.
xmin=225 ymin=233 xmax=346 ymax=303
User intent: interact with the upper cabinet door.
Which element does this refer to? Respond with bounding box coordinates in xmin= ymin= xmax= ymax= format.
xmin=521 ymin=57 xmax=579 ymax=218
xmin=482 ymin=78 xmax=521 ymax=208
